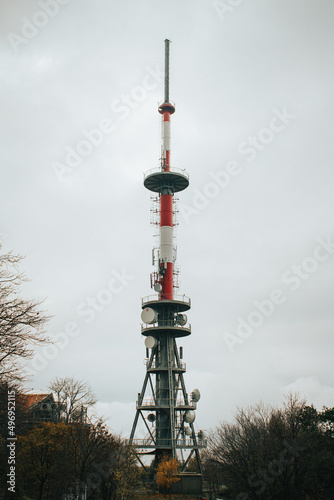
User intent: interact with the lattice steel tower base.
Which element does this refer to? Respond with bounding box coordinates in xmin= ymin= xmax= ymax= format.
xmin=129 ymin=40 xmax=206 ymax=474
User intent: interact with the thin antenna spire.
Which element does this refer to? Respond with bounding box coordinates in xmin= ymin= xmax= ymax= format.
xmin=164 ymin=39 xmax=171 ymax=102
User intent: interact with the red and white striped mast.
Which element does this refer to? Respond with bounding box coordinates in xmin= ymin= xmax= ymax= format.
xmin=158 ymin=39 xmax=175 ymax=300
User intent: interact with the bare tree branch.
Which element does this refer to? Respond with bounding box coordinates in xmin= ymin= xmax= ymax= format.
xmin=0 ymin=242 xmax=51 ymax=382
xmin=48 ymin=376 xmax=97 ymax=423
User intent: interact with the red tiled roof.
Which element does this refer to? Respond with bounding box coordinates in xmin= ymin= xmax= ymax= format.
xmin=20 ymin=393 xmax=53 ymax=411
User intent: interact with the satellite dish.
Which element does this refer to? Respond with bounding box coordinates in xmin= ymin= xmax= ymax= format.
xmin=184 ymin=410 xmax=196 ymax=424
xmin=145 ymin=336 xmax=157 ymax=349
xmin=191 ymin=389 xmax=201 ymax=403
xmin=154 ymin=283 xmax=162 ymax=292
xmin=176 ymin=313 xmax=187 ymax=326
xmin=185 ymin=426 xmax=192 ymax=436
xmin=147 ymin=413 xmax=156 ymax=423
xmin=141 ymin=307 xmax=158 ymax=324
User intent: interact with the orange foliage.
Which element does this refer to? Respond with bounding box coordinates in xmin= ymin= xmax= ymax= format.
xmin=156 ymin=454 xmax=180 ymax=490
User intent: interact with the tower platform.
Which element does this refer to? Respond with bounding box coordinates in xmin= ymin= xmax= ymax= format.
xmin=144 ymin=167 xmax=189 ymax=193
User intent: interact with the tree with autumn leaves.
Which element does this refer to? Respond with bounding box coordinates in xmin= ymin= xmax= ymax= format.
xmin=15 ymin=419 xmax=139 ymax=499
xmin=156 ymin=454 xmax=180 ymax=498
xmin=18 ymin=422 xmax=70 ymax=499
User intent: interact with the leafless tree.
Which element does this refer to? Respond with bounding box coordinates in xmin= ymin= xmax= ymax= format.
xmin=204 ymin=395 xmax=334 ymax=500
xmin=48 ymin=376 xmax=97 ymax=423
xmin=0 ymin=243 xmax=50 ymax=382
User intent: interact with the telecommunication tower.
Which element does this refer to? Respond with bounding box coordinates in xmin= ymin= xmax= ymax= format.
xmin=129 ymin=40 xmax=206 ymax=475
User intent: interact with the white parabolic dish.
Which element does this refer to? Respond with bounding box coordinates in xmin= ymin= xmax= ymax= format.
xmin=141 ymin=307 xmax=158 ymax=324
xmin=191 ymin=388 xmax=201 ymax=402
xmin=184 ymin=410 xmax=196 ymax=424
xmin=145 ymin=336 xmax=157 ymax=349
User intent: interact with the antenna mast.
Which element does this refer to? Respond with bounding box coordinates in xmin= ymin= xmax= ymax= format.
xmin=164 ymin=38 xmax=170 ymax=102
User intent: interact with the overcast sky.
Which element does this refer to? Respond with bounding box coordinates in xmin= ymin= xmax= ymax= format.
xmin=1 ymin=0 xmax=334 ymax=438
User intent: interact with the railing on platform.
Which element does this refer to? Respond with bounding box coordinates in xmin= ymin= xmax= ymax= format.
xmin=145 ymin=359 xmax=186 ymax=370
xmin=137 ymin=398 xmax=196 ymax=408
xmin=141 ymin=294 xmax=191 ymax=307
xmin=141 ymin=322 xmax=191 ymax=333
xmin=131 ymin=437 xmax=207 ymax=449
xmin=143 ymin=166 xmax=189 ymax=180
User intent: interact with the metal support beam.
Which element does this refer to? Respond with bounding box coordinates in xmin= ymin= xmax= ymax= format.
xmin=136 ymin=455 xmax=148 ymax=472
xmin=129 ymin=349 xmax=155 ymax=442
xmin=139 ymin=410 xmax=156 ymax=444
xmin=181 ymin=449 xmax=194 ymax=472
xmin=148 ymin=373 xmax=156 ymax=404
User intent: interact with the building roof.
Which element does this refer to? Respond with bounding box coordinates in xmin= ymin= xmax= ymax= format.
xmin=20 ymin=393 xmax=54 ymax=411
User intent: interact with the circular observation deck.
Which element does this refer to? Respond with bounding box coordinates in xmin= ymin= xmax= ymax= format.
xmin=144 ymin=167 xmax=189 ymax=193
xmin=142 ymin=294 xmax=191 ymax=313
